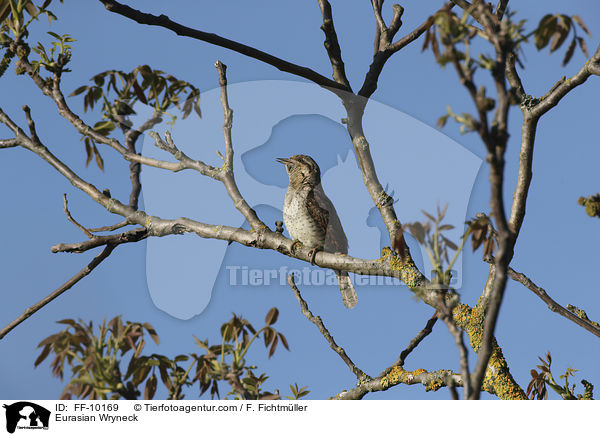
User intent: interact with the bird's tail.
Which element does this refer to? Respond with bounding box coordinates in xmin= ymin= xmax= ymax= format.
xmin=336 ymin=270 xmax=358 ymax=309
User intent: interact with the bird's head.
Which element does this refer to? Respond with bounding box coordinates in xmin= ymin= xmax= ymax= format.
xmin=277 ymin=154 xmax=321 ymax=189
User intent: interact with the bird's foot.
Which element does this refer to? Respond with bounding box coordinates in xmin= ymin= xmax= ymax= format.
xmin=307 ymin=247 xmax=322 ymax=265
xmin=290 ymin=240 xmax=303 ymax=255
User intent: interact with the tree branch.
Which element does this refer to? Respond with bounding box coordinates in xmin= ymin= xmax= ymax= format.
xmin=530 ymin=43 xmax=600 ymax=118
xmin=0 ymin=244 xmax=115 ymax=341
xmin=358 ymin=3 xmax=453 ymax=99
xmin=494 ymin=0 xmax=509 ymax=21
xmin=214 ymin=61 xmax=265 ymax=230
xmin=287 ymin=274 xmax=366 ymax=380
xmin=51 ymin=227 xmax=149 ymax=253
xmin=317 ymin=0 xmax=352 ymax=90
xmin=334 ymin=367 xmax=466 ymax=400
xmin=124 ymin=112 xmax=162 ymax=209
xmin=0 ymin=138 xmax=19 ymax=148
xmin=390 ymin=311 xmax=438 ymax=368
xmin=98 ymin=0 xmax=349 ymax=94
xmin=505 ymin=264 xmax=600 ymax=339
xmin=62 ymin=193 xmax=95 ymax=239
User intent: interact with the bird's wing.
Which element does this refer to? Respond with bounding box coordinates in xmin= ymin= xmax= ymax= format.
xmin=313 ymin=186 xmax=348 ymax=253
xmin=306 ymin=189 xmax=330 ymax=235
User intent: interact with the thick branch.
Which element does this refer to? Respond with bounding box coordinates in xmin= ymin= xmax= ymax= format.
xmin=0 ymin=244 xmax=115 ymax=341
xmin=287 ymin=274 xmax=366 ymax=380
xmin=334 ymin=367 xmax=466 ymax=400
xmin=98 ymin=0 xmax=349 ymax=94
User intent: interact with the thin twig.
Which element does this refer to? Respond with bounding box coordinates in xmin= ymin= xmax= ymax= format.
xmin=501 ymin=263 xmax=600 ymax=338
xmin=63 ymin=194 xmax=95 ymax=239
xmin=0 ymin=244 xmax=116 ymax=341
xmin=88 ymin=220 xmax=130 ymax=233
xmin=370 ymin=0 xmax=386 ymax=34
xmin=125 ymin=113 xmax=162 ymax=209
xmin=317 ymin=0 xmax=352 ymax=89
xmin=389 ymin=311 xmax=438 ymax=368
xmin=51 ymin=228 xmax=148 ymax=253
xmin=214 ymin=61 xmax=264 ymax=230
xmin=442 ymin=315 xmax=472 ymax=399
xmin=287 ymin=274 xmax=366 ymax=380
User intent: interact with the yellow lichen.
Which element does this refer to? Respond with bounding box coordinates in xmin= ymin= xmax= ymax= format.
xmin=452 ymin=303 xmax=527 ymax=399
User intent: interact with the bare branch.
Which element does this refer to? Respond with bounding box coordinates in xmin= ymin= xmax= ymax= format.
xmin=0 ymin=244 xmax=115 ymax=341
xmin=390 ymin=311 xmax=438 ymax=368
xmin=21 ymin=105 xmax=40 ymax=144
xmin=370 ymin=0 xmax=386 ymax=35
xmin=88 ymin=220 xmax=130 ymax=233
xmin=509 ymin=44 xmax=600 ymax=241
xmin=358 ymin=3 xmax=451 ymax=99
xmin=0 ymin=138 xmax=19 ymax=148
xmin=505 ymin=264 xmax=600 ymax=339
xmin=507 ymin=114 xmax=537 ymax=238
xmin=317 ymin=0 xmax=352 ymax=89
xmin=214 ymin=61 xmax=265 ymax=230
xmin=530 ymin=43 xmax=600 ymax=118
xmin=98 ymin=0 xmax=349 ymax=94
xmin=149 ymin=130 xmax=221 ymax=177
xmin=51 ymin=228 xmax=148 ymax=253
xmin=0 ymin=105 xmax=134 ymax=220
xmin=125 ymin=112 xmax=162 ymax=209
xmin=334 ymin=367 xmax=466 ymax=400
xmin=442 ymin=315 xmax=472 ymax=398
xmin=62 ymin=194 xmax=94 ymax=239
xmin=14 ymin=53 xmax=208 ymax=173
xmin=448 ymin=2 xmax=513 ymax=400
xmin=495 ymin=0 xmax=509 ymax=21
xmin=505 ymin=52 xmax=526 ymax=101
xmin=287 ymin=274 xmax=367 ymax=380
xmin=388 ymin=4 xmax=405 ymax=40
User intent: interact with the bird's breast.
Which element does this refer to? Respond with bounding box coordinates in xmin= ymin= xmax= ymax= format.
xmin=282 ymin=190 xmax=326 ymax=247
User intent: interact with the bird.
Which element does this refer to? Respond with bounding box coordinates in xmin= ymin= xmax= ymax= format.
xmin=277 ymin=154 xmax=358 ymax=309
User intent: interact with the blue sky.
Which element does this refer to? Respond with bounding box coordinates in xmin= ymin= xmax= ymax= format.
xmin=1 ymin=1 xmax=599 ymax=400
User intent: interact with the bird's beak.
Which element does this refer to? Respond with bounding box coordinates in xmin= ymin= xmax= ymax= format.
xmin=276 ymin=157 xmax=291 ymax=165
